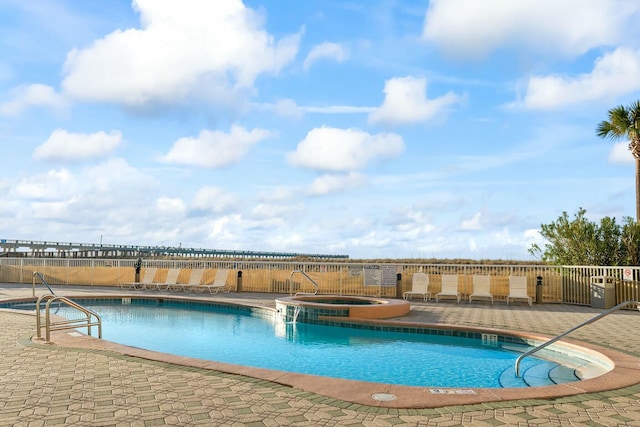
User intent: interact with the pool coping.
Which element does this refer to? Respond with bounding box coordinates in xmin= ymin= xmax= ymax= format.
xmin=8 ymin=294 xmax=640 ymax=409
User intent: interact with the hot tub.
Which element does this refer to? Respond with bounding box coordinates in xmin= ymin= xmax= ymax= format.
xmin=275 ymin=295 xmax=410 ymax=321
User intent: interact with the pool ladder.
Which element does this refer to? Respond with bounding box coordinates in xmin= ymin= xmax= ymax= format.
xmin=32 ymin=271 xmax=102 ymax=343
xmin=515 ymin=300 xmax=640 ymax=377
xmin=290 ymin=270 xmax=319 ymax=296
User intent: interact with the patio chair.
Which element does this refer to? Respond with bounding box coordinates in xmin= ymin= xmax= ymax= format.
xmin=507 ymin=276 xmax=532 ymax=306
xmin=436 ymin=274 xmax=461 ymax=303
xmin=144 ymin=268 xmax=180 ymax=291
xmin=469 ymin=274 xmax=494 ymax=304
xmin=196 ymin=269 xmax=231 ymax=294
xmin=121 ymin=267 xmax=157 ymax=290
xmin=403 ymin=272 xmax=431 ymax=301
xmin=170 ymin=268 xmax=205 ymax=292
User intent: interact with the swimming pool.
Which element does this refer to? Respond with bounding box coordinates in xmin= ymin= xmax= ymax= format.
xmin=41 ymin=298 xmax=604 ymax=389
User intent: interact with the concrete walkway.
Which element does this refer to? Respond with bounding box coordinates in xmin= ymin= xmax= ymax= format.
xmin=2 ymin=284 xmax=640 ymax=426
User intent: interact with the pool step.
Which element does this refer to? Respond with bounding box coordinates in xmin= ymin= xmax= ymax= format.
xmin=549 ymin=364 xmax=580 ymax=384
xmin=522 ymin=362 xmax=558 ymax=386
xmin=499 ymin=343 xmax=582 ymax=388
xmin=499 ymin=361 xmax=578 ymax=388
xmin=498 ymin=367 xmax=528 ymax=388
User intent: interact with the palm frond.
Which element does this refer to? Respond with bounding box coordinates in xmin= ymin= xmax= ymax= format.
xmin=596 ymin=104 xmax=634 ymax=141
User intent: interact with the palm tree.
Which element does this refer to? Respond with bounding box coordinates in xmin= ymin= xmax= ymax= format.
xmin=596 ymin=100 xmax=640 ymax=222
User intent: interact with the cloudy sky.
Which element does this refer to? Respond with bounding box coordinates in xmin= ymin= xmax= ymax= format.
xmin=1 ymin=0 xmax=640 ymax=260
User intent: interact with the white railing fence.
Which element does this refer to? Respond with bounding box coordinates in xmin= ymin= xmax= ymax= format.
xmin=1 ymin=258 xmax=638 ymax=306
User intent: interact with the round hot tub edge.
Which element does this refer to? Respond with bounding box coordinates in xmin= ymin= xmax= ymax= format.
xmin=275 ymin=295 xmax=411 ymax=320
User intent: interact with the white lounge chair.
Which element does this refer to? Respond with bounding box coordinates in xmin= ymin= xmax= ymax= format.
xmin=403 ymin=272 xmax=431 ymax=301
xmin=507 ymin=275 xmax=532 ymax=306
xmin=436 ymin=274 xmax=461 ymax=303
xmin=170 ymin=268 xmax=205 ymax=292
xmin=145 ymin=268 xmax=180 ymax=291
xmin=122 ymin=267 xmax=157 ymax=289
xmin=469 ymin=274 xmax=493 ymax=304
xmin=196 ymin=269 xmax=231 ymax=294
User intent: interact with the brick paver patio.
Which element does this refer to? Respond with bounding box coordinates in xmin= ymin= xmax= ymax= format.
xmin=1 ymin=284 xmax=640 ymax=426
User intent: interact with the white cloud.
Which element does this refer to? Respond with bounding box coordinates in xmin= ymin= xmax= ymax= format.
xmin=61 ymin=0 xmax=300 ymax=108
xmin=33 ymin=129 xmax=123 ymax=162
xmin=0 ymin=84 xmax=68 ymax=116
xmin=257 ymin=186 xmax=297 ymax=203
xmin=30 ymin=197 xmax=81 ymax=220
xmin=191 ymin=186 xmax=239 ymax=213
xmin=349 ymin=231 xmax=391 ymax=249
xmin=155 ymin=196 xmax=187 ymax=217
xmin=609 ymin=141 xmax=634 ymax=164
xmin=524 ymin=228 xmax=544 ymax=252
xmin=422 ymin=0 xmax=639 ymax=59
xmin=518 ymin=48 xmax=640 ymax=109
xmin=368 ymin=76 xmax=461 ymax=126
xmin=11 ymin=169 xmax=76 ymax=200
xmin=255 ymin=99 xmax=375 ymax=117
xmin=250 ymin=202 xmax=305 ymax=219
xmin=5 ymin=159 xmax=170 ymax=242
xmin=287 ymin=126 xmax=404 ymax=172
xmin=459 ymin=212 xmax=483 ymax=231
xmin=272 ymin=232 xmax=304 ymax=248
xmin=204 ymin=216 xmax=236 ymax=241
xmin=307 ymin=172 xmax=367 ymax=196
xmin=162 ymin=125 xmax=273 ymax=168
xmin=255 ymin=99 xmax=304 ymax=118
xmin=83 ymin=158 xmax=156 ymax=196
xmin=301 ymin=105 xmax=375 ymax=114
xmin=389 ymin=208 xmax=436 ymax=240
xmin=303 ymin=42 xmax=348 ymax=71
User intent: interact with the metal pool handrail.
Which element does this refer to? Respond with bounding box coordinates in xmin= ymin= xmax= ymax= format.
xmin=32 ymin=271 xmax=56 ymax=297
xmin=515 ymin=300 xmax=640 ymax=377
xmin=290 ymin=270 xmax=319 ymax=296
xmin=35 ymin=294 xmax=102 ymax=342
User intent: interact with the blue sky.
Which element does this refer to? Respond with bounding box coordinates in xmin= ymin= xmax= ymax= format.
xmin=1 ymin=0 xmax=640 ymax=260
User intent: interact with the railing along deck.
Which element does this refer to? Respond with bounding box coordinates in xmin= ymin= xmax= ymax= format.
xmin=515 ymin=300 xmax=640 ymax=377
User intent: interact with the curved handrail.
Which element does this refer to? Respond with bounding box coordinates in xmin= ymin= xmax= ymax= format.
xmin=515 ymin=300 xmax=640 ymax=377
xmin=32 ymin=271 xmax=56 ymax=297
xmin=290 ymin=270 xmax=319 ymax=296
xmin=35 ymin=294 xmax=102 ymax=342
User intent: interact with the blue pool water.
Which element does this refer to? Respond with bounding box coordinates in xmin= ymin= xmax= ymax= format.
xmin=52 ymin=301 xmax=545 ymax=388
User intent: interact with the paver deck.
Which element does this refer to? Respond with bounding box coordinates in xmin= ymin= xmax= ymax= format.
xmin=1 ymin=283 xmax=640 ymax=426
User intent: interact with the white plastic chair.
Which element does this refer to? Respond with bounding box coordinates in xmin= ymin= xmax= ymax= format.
xmin=469 ymin=274 xmax=494 ymax=304
xmin=197 ymin=269 xmax=231 ymax=294
xmin=436 ymin=274 xmax=461 ymax=303
xmin=145 ymin=268 xmax=180 ymax=291
xmin=170 ymin=268 xmax=204 ymax=292
xmin=122 ymin=267 xmax=157 ymax=290
xmin=507 ymin=276 xmax=532 ymax=306
xmin=403 ymin=272 xmax=431 ymax=301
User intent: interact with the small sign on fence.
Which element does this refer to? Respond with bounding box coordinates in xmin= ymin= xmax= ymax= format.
xmin=623 ymin=268 xmax=633 ymax=282
xmin=364 ymin=265 xmax=397 ymax=287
